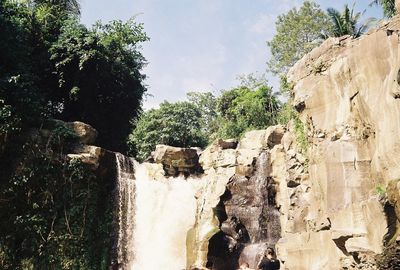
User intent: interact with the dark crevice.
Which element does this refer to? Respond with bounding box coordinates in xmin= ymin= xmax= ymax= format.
xmin=350 ymin=91 xmax=359 ymax=102
xmin=332 ymin=236 xmax=353 ymax=256
xmin=383 ymin=202 xmax=398 ymax=245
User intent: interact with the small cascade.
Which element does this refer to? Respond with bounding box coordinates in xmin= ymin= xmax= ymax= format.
xmin=257 ymin=152 xmax=281 ymax=245
xmin=116 ymin=153 xmax=136 ymax=269
xmin=132 ymin=164 xmax=197 ymax=270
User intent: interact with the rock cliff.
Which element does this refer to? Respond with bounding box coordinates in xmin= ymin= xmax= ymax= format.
xmin=183 ymin=15 xmax=400 ymax=270
xmin=62 ymin=15 xmax=400 ymax=268
xmin=275 ymin=15 xmax=400 ymax=269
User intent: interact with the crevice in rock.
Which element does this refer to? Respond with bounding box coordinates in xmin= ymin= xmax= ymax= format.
xmin=294 ymin=100 xmax=306 ymax=113
xmin=383 ymin=201 xmax=398 ymax=245
xmin=396 ymin=69 xmax=400 ymax=86
xmin=333 ymin=236 xmax=353 ymax=256
xmin=350 ymin=91 xmax=359 ymax=102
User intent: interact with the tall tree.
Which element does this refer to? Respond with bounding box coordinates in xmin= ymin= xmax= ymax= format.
xmin=267 ymin=1 xmax=333 ymax=77
xmin=186 ymin=91 xmax=218 ymax=138
xmin=327 ymin=4 xmax=374 ymax=38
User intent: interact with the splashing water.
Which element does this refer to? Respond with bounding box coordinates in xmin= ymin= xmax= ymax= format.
xmin=116 ymin=153 xmax=136 ymax=269
xmin=116 ymin=152 xmax=198 ymax=270
xmin=132 ymin=163 xmax=197 ymax=270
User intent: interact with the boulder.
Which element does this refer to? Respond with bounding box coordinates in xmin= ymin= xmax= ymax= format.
xmin=152 ymin=145 xmax=200 ymax=176
xmin=68 ymin=145 xmax=104 ymax=169
xmin=65 ymin=121 xmax=98 ymax=144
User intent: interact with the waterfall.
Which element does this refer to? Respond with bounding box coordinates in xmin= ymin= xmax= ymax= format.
xmin=132 ymin=164 xmax=197 ymax=270
xmin=116 ymin=153 xmax=136 ymax=269
xmin=115 ymin=152 xmax=198 ymax=270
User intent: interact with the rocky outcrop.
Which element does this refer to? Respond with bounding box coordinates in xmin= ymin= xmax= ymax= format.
xmin=186 ymin=126 xmax=286 ymax=270
xmin=272 ymin=15 xmax=400 ymax=270
xmin=64 ymin=121 xmax=98 ymax=144
xmin=152 ymin=144 xmax=201 ymax=176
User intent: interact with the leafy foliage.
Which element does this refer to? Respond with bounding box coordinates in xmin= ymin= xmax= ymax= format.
xmin=129 ymin=74 xmax=282 ymax=161
xmin=186 ymin=91 xmax=218 ymax=137
xmin=0 ymin=125 xmax=114 ymax=270
xmin=128 ymin=101 xmax=207 ymax=161
xmin=327 ymin=4 xmax=374 ymax=38
xmin=267 ymin=1 xmax=333 ymax=76
xmin=50 ymin=18 xmax=148 ymax=151
xmin=0 ymin=0 xmax=146 ymax=268
xmin=216 ymin=83 xmax=280 ymax=139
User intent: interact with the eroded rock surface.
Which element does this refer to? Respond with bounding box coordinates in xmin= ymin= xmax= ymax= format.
xmin=273 ymin=15 xmax=400 ymax=270
xmin=186 ymin=126 xmax=286 ymax=270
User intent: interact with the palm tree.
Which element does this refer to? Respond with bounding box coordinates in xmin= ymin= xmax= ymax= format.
xmin=369 ymin=0 xmax=396 ymax=18
xmin=327 ymin=4 xmax=374 ymax=38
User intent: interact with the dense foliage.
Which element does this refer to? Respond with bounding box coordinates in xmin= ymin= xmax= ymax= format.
xmin=129 ymin=76 xmax=281 ymax=160
xmin=216 ymin=83 xmax=280 ymax=139
xmin=0 ymin=0 xmax=147 ymax=152
xmin=129 ymin=101 xmax=207 ymax=161
xmin=0 ymin=122 xmax=114 ymax=270
xmin=0 ymin=0 xmax=147 ymax=268
xmin=327 ymin=4 xmax=374 ymax=38
xmin=50 ymin=18 xmax=148 ymax=151
xmin=267 ymin=1 xmax=333 ymax=77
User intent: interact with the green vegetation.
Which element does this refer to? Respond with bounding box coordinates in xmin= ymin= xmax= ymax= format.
xmin=128 ymin=101 xmax=207 ymax=161
xmin=376 ymin=185 xmax=387 ymax=195
xmin=0 ymin=123 xmax=114 ymax=269
xmin=0 ymin=0 xmax=146 ymax=268
xmin=0 ymin=0 xmax=147 ymax=153
xmin=215 ymin=81 xmax=280 ymax=139
xmin=129 ymin=75 xmax=281 ymax=160
xmin=267 ymin=1 xmax=333 ymax=77
xmin=0 ymin=0 xmax=387 ymax=267
xmin=327 ymin=4 xmax=374 ymax=38
xmin=278 ymin=103 xmax=309 ymax=154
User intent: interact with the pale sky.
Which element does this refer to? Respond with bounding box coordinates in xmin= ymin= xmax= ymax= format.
xmin=80 ymin=0 xmax=382 ymax=109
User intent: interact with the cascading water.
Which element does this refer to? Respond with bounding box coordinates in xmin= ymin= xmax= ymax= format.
xmin=116 ymin=153 xmax=136 ymax=269
xmin=115 ymin=152 xmax=198 ymax=270
xmin=132 ymin=164 xmax=197 ymax=269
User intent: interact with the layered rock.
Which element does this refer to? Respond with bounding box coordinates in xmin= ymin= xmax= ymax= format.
xmin=151 ymin=144 xmax=201 ymax=176
xmin=186 ymin=126 xmax=286 ymax=270
xmin=273 ymin=16 xmax=400 ymax=270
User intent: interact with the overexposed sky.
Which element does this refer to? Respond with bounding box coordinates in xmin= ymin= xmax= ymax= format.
xmin=80 ymin=0 xmax=382 ymax=109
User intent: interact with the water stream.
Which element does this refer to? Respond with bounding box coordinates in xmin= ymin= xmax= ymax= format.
xmin=116 ymin=153 xmax=198 ymax=269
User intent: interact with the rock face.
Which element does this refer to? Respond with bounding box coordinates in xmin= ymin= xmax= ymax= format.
xmin=152 ymin=144 xmax=201 ymax=176
xmin=186 ymin=126 xmax=286 ymax=270
xmin=273 ymin=16 xmax=400 ymax=270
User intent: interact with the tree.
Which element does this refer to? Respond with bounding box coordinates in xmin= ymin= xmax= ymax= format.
xmin=128 ymin=102 xmax=207 ymax=161
xmin=216 ymin=82 xmax=280 ymax=139
xmin=50 ymin=18 xmax=148 ymax=151
xmin=267 ymin=1 xmax=333 ymax=77
xmin=370 ymin=0 xmax=396 ymax=18
xmin=327 ymin=4 xmax=374 ymax=38
xmin=186 ymin=91 xmax=218 ymax=138
xmin=34 ymin=0 xmax=81 ymax=16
